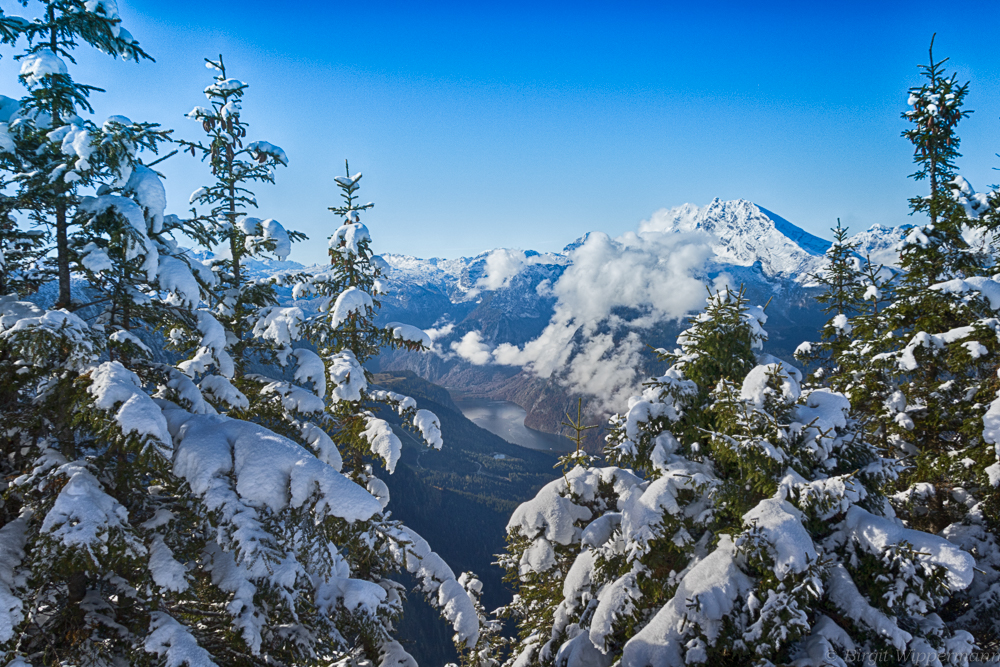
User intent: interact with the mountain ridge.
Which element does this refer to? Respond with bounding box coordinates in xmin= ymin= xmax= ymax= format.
xmin=368 ymin=200 xmax=907 ymax=446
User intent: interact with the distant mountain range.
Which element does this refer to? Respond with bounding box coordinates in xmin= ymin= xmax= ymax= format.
xmin=362 ymin=199 xmax=908 ymax=447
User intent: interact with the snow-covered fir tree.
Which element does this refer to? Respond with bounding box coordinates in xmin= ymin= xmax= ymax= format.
xmin=1 ymin=0 xmax=154 ymax=309
xmin=175 ymin=55 xmax=309 ymax=425
xmin=795 ymin=220 xmax=865 ymax=390
xmin=798 ymin=38 xmax=1000 ymax=651
xmin=795 ymin=219 xmax=901 ymax=450
xmin=500 ymin=287 xmax=977 ymax=667
xmin=286 ymin=164 xmax=495 ymax=665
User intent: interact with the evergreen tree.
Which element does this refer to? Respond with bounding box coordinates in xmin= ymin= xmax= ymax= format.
xmin=288 ymin=165 xmax=491 ymax=665
xmin=795 ymin=220 xmax=865 ymax=390
xmin=500 ymin=288 xmax=976 ymax=667
xmin=797 ymin=37 xmax=1000 ymax=653
xmin=5 ymin=0 xmax=152 ymax=308
xmin=175 ymin=55 xmax=308 ymax=425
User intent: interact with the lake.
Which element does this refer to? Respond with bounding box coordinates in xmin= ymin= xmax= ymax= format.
xmin=451 ymin=395 xmax=576 ymax=453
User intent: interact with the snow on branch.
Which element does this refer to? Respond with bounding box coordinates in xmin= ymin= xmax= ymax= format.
xmin=292 ymin=348 xmax=325 ymax=397
xmin=165 ymin=407 xmax=382 ymax=524
xmin=329 ymin=350 xmax=366 ymax=402
xmin=251 ymin=306 xmax=304 ymax=347
xmin=246 ymin=140 xmax=287 ymax=166
xmin=330 ymin=286 xmax=373 ymax=329
xmin=844 ymin=506 xmax=974 ymax=591
xmin=361 ymin=416 xmax=402 ymax=473
xmin=144 ymin=611 xmax=218 ymax=667
xmin=88 ymin=361 xmax=172 ymax=458
xmin=40 ymin=461 xmax=146 ymax=562
xmin=0 ymin=307 xmax=98 ymax=371
xmin=385 ymin=321 xmax=431 ymax=349
xmin=389 ymin=526 xmax=480 ymax=648
xmin=620 ymin=536 xmax=753 ymax=666
xmin=177 ymin=311 xmax=235 ymax=379
xmin=0 ymin=517 xmax=28 ymax=643
xmin=330 ymin=222 xmax=370 ymax=256
xmin=413 ymin=409 xmax=442 ymax=450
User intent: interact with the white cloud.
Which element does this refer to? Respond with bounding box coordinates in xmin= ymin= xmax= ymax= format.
xmin=450 ymin=330 xmax=493 ymax=365
xmin=476 ymin=249 xmax=527 ymax=290
xmin=489 ymin=228 xmax=715 ymax=410
xmin=475 ymin=249 xmax=558 ymax=291
xmin=425 ymin=322 xmax=455 ymax=342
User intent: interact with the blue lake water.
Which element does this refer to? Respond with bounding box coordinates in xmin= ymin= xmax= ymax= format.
xmin=451 ymin=396 xmax=576 ymax=453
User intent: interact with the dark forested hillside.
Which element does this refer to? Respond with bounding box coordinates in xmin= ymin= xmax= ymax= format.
xmin=372 ymin=371 xmax=564 ymax=664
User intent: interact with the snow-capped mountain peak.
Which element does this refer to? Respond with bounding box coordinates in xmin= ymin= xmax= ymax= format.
xmin=849 ymin=223 xmax=912 ymax=268
xmin=639 ymin=198 xmax=832 ymax=279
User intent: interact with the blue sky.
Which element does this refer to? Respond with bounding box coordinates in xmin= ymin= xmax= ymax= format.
xmin=4 ymin=0 xmax=1000 ymax=264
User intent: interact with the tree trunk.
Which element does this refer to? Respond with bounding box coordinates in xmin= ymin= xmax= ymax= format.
xmin=55 ymin=203 xmax=70 ymax=308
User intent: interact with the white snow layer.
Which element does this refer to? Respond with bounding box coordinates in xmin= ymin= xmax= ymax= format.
xmin=983 ymin=393 xmax=1000 ymax=487
xmin=331 ymin=286 xmax=373 ymax=329
xmin=242 ymin=217 xmax=291 ymax=261
xmin=148 ymin=535 xmax=189 ymax=593
xmin=144 ymin=612 xmax=218 ymax=667
xmin=251 ymin=306 xmax=304 ymax=347
xmin=742 ymin=496 xmax=817 ymax=577
xmin=157 ymin=257 xmax=201 ymax=308
xmin=165 ymin=407 xmax=382 ymax=524
xmin=328 ymin=350 xmax=367 ymax=402
xmin=508 ymin=467 xmax=643 ymax=573
xmin=78 ymin=195 xmax=158 ymax=280
xmin=0 ymin=517 xmax=28 ymax=643
xmin=88 ymin=361 xmax=172 ymax=455
xmin=413 ymin=409 xmax=443 ymax=449
xmin=740 ymin=363 xmax=801 ymax=408
xmin=299 ymin=422 xmax=342 ymax=472
xmin=620 ymin=536 xmax=753 ymax=666
xmin=178 ymin=311 xmax=234 ymax=379
xmin=40 ymin=461 xmax=144 ymax=560
xmin=844 ymin=506 xmax=974 ymax=590
xmin=361 ymin=417 xmax=402 ymax=473
xmin=246 ymin=140 xmax=287 ymax=166
xmin=391 ymin=526 xmax=480 ymax=648
xmin=127 ymin=165 xmax=167 ymax=233
xmin=331 ymin=222 xmax=370 ymax=255
xmin=19 ymin=49 xmax=67 ymax=87
xmin=292 ymin=348 xmax=326 ymax=397
xmin=932 ymin=276 xmax=1000 ymax=311
xmin=386 ymin=321 xmax=432 ymax=348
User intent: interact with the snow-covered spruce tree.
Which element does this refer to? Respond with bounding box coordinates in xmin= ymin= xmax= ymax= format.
xmin=286 ymin=164 xmax=496 ymax=665
xmin=869 ymin=39 xmax=1000 ymax=652
xmin=0 ymin=189 xmax=46 ymax=298
xmin=0 ymin=4 xmax=42 ymax=299
xmin=0 ymin=22 xmax=478 ymax=667
xmin=796 ymin=39 xmax=1000 ymax=654
xmin=0 ymin=0 xmax=207 ymax=479
xmin=177 ymin=55 xmax=308 ymax=424
xmin=500 ymin=287 xmax=976 ymax=667
xmin=795 ymin=222 xmax=900 ymax=440
xmin=876 ymin=38 xmax=997 ymax=516
xmin=795 ymin=220 xmax=864 ymax=390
